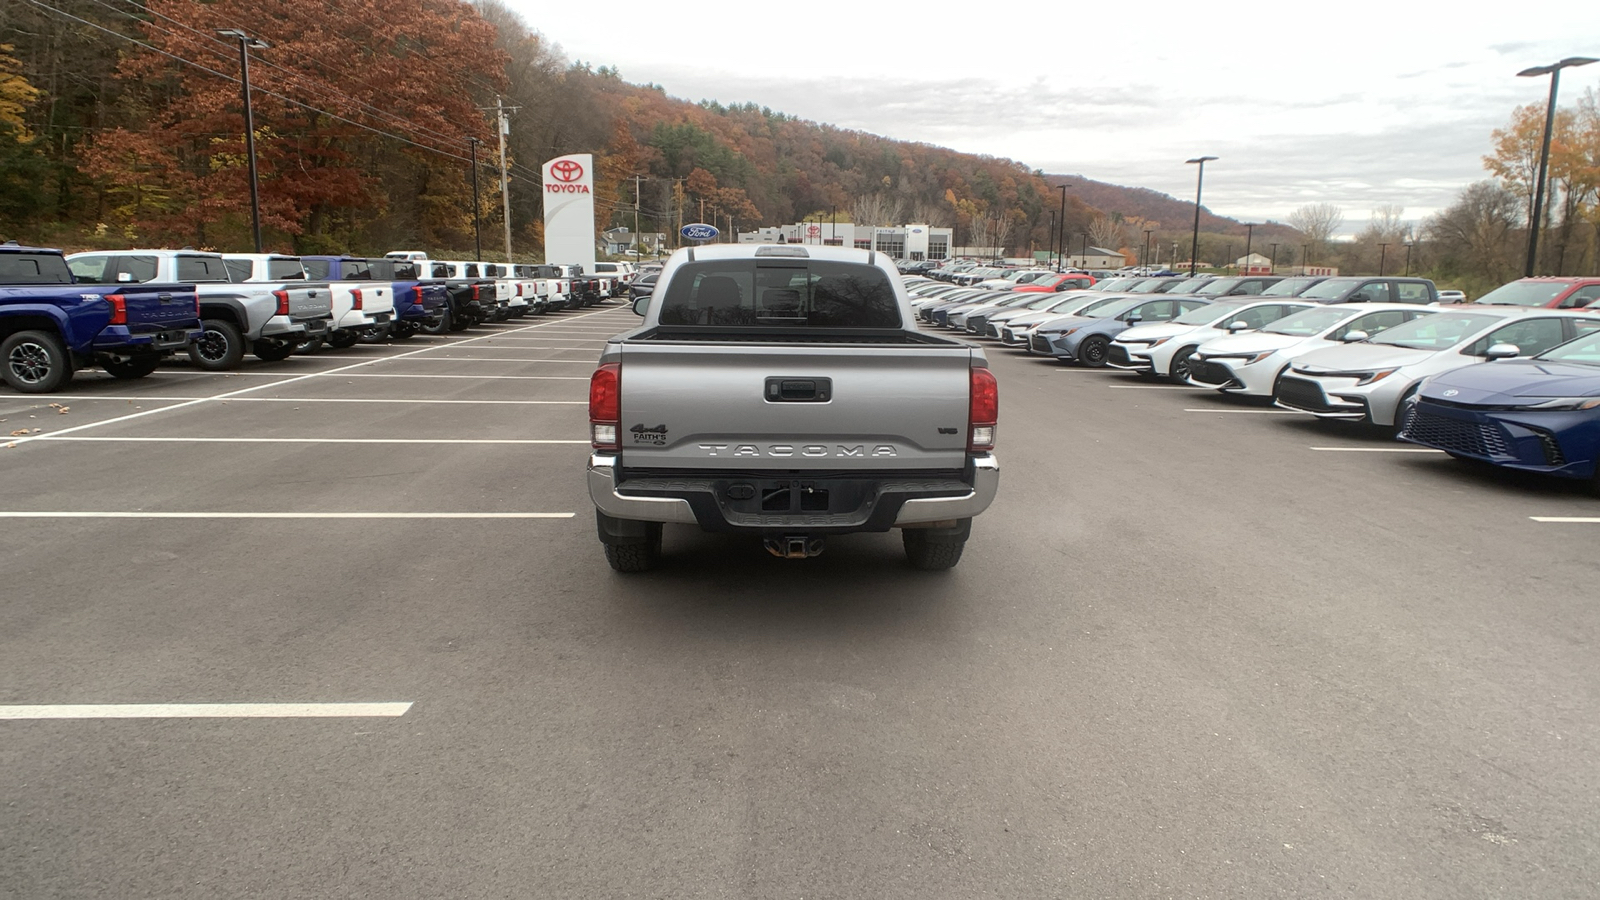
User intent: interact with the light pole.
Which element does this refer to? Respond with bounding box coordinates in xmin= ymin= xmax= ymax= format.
xmin=1048 ymin=211 xmax=1057 ymax=269
xmin=1404 ymin=241 xmax=1414 ymax=276
xmin=1185 ymin=156 xmax=1217 ymax=276
xmin=1143 ymin=229 xmax=1154 ymax=269
xmin=1269 ymin=242 xmax=1279 ymax=273
xmin=218 ymin=28 xmax=268 ymax=252
xmin=1243 ymin=223 xmax=1255 ymax=273
xmin=1378 ymin=242 xmax=1390 ymax=276
xmin=467 ymin=137 xmax=482 ymax=259
xmin=1080 ymin=233 xmax=1088 ymax=269
xmin=1057 ymin=184 xmax=1068 ymax=272
xmin=1518 ymin=57 xmax=1596 ymax=276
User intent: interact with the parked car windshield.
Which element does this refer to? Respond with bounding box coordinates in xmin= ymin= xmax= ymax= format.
xmin=1297 ymin=278 xmax=1367 ymax=301
xmin=1474 ymin=281 xmax=1570 ymax=307
xmin=1168 ymin=278 xmax=1212 ymax=293
xmin=1026 ymin=295 xmax=1064 ymax=310
xmin=1369 ymin=313 xmax=1495 ymax=349
xmin=657 ymin=259 xmax=901 ymax=328
xmin=1079 ymin=297 xmax=1142 ymax=319
xmin=1175 ymin=300 xmax=1245 ymax=326
xmin=1261 ymin=277 xmax=1321 ymax=296
xmin=1262 ymin=307 xmax=1353 ymax=336
xmin=1194 ymin=279 xmax=1243 ymax=296
xmin=1095 ymin=278 xmax=1138 ymax=291
xmin=1536 ymin=331 xmax=1600 ymax=365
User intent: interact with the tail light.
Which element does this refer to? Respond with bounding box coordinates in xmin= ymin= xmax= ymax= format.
xmin=412 ymin=286 xmax=424 ymax=308
xmin=106 ymin=293 xmax=127 ymax=325
xmin=351 ymin=287 xmax=364 ymax=310
xmin=194 ymin=290 xmax=200 ymax=317
xmin=472 ymin=284 xmax=482 ymax=301
xmin=589 ymin=363 xmax=621 ymax=449
xmin=968 ymin=365 xmax=998 ymax=451
xmin=273 ymin=289 xmax=290 ymax=315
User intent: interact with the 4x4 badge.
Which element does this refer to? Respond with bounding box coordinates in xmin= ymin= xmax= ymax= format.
xmin=630 ymin=423 xmax=667 ymax=445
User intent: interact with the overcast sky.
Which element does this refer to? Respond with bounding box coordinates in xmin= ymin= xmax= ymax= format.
xmin=518 ymin=0 xmax=1598 ymax=233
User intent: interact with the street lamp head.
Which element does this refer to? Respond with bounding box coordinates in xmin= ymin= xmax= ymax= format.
xmin=217 ymin=28 xmax=268 ymax=49
xmin=1519 ymin=57 xmax=1596 ymax=77
xmin=1186 ymin=156 xmax=1218 ymax=164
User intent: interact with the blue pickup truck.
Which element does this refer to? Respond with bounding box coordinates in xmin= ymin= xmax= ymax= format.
xmin=1 ymin=241 xmax=200 ymax=393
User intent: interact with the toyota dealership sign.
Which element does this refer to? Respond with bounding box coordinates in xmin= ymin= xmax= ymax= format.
xmin=542 ymin=153 xmax=596 ymax=269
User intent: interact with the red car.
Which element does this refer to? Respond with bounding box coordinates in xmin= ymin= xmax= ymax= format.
xmin=1012 ymin=272 xmax=1097 ymax=293
xmin=1473 ymin=277 xmax=1600 ymax=309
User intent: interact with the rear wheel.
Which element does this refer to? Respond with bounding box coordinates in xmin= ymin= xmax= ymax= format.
xmin=357 ymin=325 xmax=389 ymax=344
xmin=1078 ymin=335 xmax=1111 ymax=368
xmin=1 ymin=330 xmax=73 ymax=393
xmin=326 ymin=330 xmax=360 ymax=350
xmin=103 ymin=355 xmax=161 ymax=380
xmin=252 ymin=339 xmax=296 ymax=362
xmin=294 ymin=337 xmax=323 ymax=355
xmin=903 ymin=529 xmax=965 ymax=571
xmin=447 ymin=310 xmax=472 ymax=332
xmin=188 ymin=318 xmax=244 ymax=371
xmin=421 ymin=309 xmax=452 ymax=335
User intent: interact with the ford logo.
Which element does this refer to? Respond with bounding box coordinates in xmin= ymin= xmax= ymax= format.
xmin=680 ymin=223 xmax=719 ymax=241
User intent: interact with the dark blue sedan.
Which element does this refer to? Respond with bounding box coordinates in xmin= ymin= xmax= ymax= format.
xmin=1398 ymin=329 xmax=1600 ymax=482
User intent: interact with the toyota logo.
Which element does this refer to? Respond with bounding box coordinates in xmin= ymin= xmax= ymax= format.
xmin=550 ymin=159 xmax=584 ymax=183
xmin=1443 ymin=389 xmax=1459 ymax=397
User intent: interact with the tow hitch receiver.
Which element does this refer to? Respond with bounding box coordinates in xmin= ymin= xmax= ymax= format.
xmin=764 ymin=536 xmax=826 ymax=559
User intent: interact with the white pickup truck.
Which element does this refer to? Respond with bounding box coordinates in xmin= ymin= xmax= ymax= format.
xmin=298 ymin=255 xmax=396 ymax=349
xmin=66 ymin=249 xmax=334 ymax=367
xmin=588 ymin=244 xmax=1000 ymax=571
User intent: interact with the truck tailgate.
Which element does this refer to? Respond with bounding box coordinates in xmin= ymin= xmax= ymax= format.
xmin=122 ymin=284 xmax=197 ymax=333
xmin=616 ymin=342 xmax=975 ymax=471
xmin=286 ymin=282 xmax=332 ymax=320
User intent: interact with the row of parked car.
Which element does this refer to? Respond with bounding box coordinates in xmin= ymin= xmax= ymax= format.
xmin=906 ymin=270 xmax=1600 ymax=492
xmin=0 ymin=240 xmax=636 ymax=393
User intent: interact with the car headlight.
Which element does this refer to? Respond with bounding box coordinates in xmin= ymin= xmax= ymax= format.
xmin=1321 ymin=368 xmax=1399 ymax=385
xmin=1147 ymin=337 xmax=1170 ymax=348
xmin=1060 ymin=328 xmax=1081 ymax=337
xmin=1211 ymin=351 xmax=1277 ymax=365
xmin=1516 ymin=397 xmax=1600 ymax=410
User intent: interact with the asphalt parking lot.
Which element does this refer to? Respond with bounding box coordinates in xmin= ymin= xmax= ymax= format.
xmin=3 ymin=304 xmax=1598 ymax=899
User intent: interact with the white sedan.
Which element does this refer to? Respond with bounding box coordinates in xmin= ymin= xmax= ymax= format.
xmin=1273 ymin=307 xmax=1600 ymax=427
xmin=1109 ymin=298 xmax=1314 ymax=380
xmin=1186 ymin=303 xmax=1433 ymax=397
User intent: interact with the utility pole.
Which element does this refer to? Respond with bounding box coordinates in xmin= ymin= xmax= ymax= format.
xmin=634 ymin=174 xmax=642 ymax=267
xmin=1057 ymin=184 xmax=1068 ymax=272
xmin=1378 ymin=242 xmax=1390 ymax=276
xmin=1269 ymin=242 xmax=1279 ymax=273
xmin=1243 ymin=223 xmax=1255 ymax=273
xmin=496 ymin=97 xmax=514 ymax=262
xmin=467 ymin=137 xmax=482 ymax=260
xmin=1144 ymin=229 xmax=1154 ymax=268
xmin=218 ymin=29 xmax=268 ymax=252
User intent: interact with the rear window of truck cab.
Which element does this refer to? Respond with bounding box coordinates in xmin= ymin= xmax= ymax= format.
xmin=658 ymin=259 xmax=901 ymax=328
xmin=2 ymin=253 xmax=73 ymax=284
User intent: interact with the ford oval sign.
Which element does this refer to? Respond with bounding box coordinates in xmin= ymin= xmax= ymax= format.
xmin=681 ymin=223 xmax=719 ymax=242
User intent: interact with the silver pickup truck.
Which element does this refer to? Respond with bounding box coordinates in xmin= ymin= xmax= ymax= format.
xmin=587 ymin=244 xmax=1000 ymax=572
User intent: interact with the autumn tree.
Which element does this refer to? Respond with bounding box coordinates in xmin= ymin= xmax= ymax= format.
xmin=0 ymin=43 xmax=47 ymax=233
xmin=1422 ymin=181 xmax=1521 ymax=293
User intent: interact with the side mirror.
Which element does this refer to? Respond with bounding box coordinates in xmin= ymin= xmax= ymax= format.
xmin=1227 ymin=320 xmax=1250 ymax=334
xmin=1484 ymin=343 xmax=1520 ymax=360
xmin=631 ymin=295 xmax=649 ymax=316
xmin=1340 ymin=330 xmax=1370 ymax=343
xmin=116 ymin=271 xmax=134 ymax=283
xmin=1123 ymin=313 xmax=1142 ymax=325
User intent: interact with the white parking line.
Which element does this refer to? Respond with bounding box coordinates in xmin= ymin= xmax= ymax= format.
xmin=1106 ymin=385 xmax=1195 ymax=390
xmin=1183 ymin=408 xmax=1300 ymax=415
xmin=0 ymin=702 xmax=413 ymax=719
xmin=5 ymin=397 xmax=582 ymax=405
xmin=7 ymin=305 xmax=620 ymax=448
xmin=337 ymin=357 xmax=593 ymax=364
xmin=1309 ymin=446 xmax=1444 ymax=453
xmin=1529 ymin=517 xmax=1600 ymax=524
xmin=37 ymin=437 xmax=587 ymax=445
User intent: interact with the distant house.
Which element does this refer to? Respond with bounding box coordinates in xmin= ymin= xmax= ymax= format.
xmin=1067 ymin=246 xmax=1126 ymax=269
xmin=1235 ymin=252 xmax=1272 ymax=274
xmin=601 ymin=227 xmax=666 ymax=257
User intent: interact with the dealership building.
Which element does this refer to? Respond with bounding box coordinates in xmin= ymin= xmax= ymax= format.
xmin=738 ymin=223 xmax=952 ymax=260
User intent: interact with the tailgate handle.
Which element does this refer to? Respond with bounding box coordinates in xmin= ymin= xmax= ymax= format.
xmin=157 ymin=293 xmax=173 ymax=303
xmin=766 ymin=377 xmax=831 ymax=402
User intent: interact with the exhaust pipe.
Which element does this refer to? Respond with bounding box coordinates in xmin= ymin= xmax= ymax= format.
xmin=764 ymin=536 xmax=825 ymax=559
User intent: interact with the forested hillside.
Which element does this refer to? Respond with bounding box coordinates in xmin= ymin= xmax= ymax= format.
xmin=0 ymin=0 xmax=1104 ymax=260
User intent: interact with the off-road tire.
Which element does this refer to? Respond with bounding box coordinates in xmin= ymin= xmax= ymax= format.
xmin=252 ymin=339 xmax=296 ymax=362
xmin=903 ymin=531 xmax=965 ymax=571
xmin=2 ymin=330 xmax=73 ymax=393
xmin=103 ymin=355 xmax=162 ymax=380
xmin=188 ymin=318 xmax=245 ymax=371
xmin=422 ymin=309 xmax=452 ymax=335
xmin=603 ymin=539 xmax=661 ymax=573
